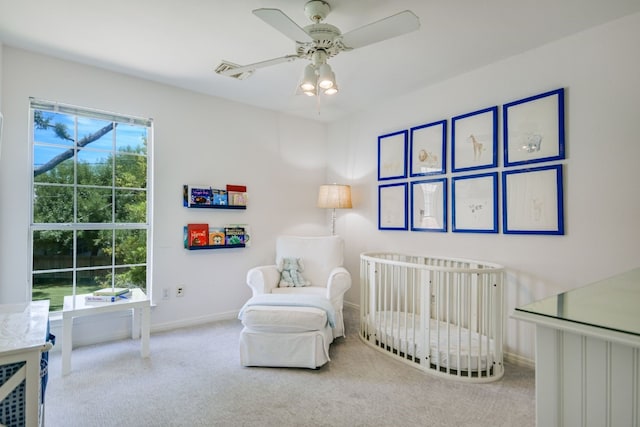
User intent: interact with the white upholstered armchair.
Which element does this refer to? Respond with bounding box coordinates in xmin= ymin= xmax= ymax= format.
xmin=246 ymin=235 xmax=352 ymax=338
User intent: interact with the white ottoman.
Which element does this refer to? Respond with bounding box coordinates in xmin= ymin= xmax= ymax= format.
xmin=239 ymin=305 xmax=334 ymax=369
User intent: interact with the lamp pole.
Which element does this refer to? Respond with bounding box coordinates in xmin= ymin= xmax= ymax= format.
xmin=331 ymin=208 xmax=337 ymax=235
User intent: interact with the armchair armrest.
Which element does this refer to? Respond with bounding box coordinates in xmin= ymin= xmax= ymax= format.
xmin=325 ymin=266 xmax=352 ymax=302
xmin=246 ymin=265 xmax=280 ymax=296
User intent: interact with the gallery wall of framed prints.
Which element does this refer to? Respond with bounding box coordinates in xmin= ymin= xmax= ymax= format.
xmin=377 ymin=87 xmax=566 ymax=235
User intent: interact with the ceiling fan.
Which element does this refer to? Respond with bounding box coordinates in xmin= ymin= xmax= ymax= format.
xmin=215 ymin=0 xmax=420 ymax=96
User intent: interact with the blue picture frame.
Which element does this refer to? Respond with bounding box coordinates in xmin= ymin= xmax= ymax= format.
xmin=409 ymin=120 xmax=446 ymax=177
xmin=451 ymin=106 xmax=498 ymax=173
xmin=502 ymin=164 xmax=564 ymax=235
xmin=452 ymin=172 xmax=498 ymax=233
xmin=377 ymin=130 xmax=408 ymax=181
xmin=378 ymin=182 xmax=408 ymax=231
xmin=503 ymin=88 xmax=565 ymax=167
xmin=411 ymin=178 xmax=447 ymax=232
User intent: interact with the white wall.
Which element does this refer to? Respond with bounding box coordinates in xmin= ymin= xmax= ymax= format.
xmin=0 ymin=47 xmax=328 ymax=342
xmin=2 ymin=13 xmax=638 ymax=361
xmin=328 ymin=13 xmax=640 ymax=362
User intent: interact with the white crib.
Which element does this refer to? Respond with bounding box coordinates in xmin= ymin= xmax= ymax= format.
xmin=360 ymin=253 xmax=504 ymax=382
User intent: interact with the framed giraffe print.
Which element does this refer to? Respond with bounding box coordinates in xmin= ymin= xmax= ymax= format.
xmin=451 ymin=106 xmax=498 ymax=173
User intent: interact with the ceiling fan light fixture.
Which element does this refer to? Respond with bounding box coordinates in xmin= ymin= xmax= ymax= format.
xmin=324 ymin=84 xmax=338 ymax=95
xmin=317 ymin=63 xmax=334 ymax=89
xmin=300 ymin=64 xmax=317 ymax=91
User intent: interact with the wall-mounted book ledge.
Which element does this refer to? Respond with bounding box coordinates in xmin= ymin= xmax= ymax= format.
xmin=187 ymin=204 xmax=246 ymax=210
xmin=183 ymin=184 xmax=247 ymax=208
xmin=186 ymin=243 xmax=246 ymax=250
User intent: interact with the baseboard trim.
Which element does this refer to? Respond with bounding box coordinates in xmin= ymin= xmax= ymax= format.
xmin=344 ymin=300 xmax=359 ymax=310
xmin=151 ymin=310 xmax=239 ymax=333
xmin=504 ymin=351 xmax=535 ymax=368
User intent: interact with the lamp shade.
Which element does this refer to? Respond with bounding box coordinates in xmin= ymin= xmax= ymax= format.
xmin=317 ymin=184 xmax=352 ymax=209
xmin=300 ymin=64 xmax=317 ymax=92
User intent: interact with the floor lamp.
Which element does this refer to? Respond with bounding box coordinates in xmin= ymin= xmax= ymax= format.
xmin=317 ymin=184 xmax=352 ymax=235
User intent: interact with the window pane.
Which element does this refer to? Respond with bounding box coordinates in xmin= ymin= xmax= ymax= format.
xmin=33 ymin=145 xmax=75 ymax=184
xmin=78 ymin=268 xmax=112 ymax=292
xmin=77 ymin=230 xmax=113 ymax=267
xmin=115 ymin=229 xmax=146 ymax=265
xmin=33 ymin=111 xmax=75 ymax=146
xmin=32 ymin=271 xmax=72 ymax=312
xmin=33 ymin=230 xmax=73 ymax=270
xmin=31 ymin=101 xmax=151 ymax=312
xmin=115 ymin=153 xmax=146 ymax=188
xmin=78 ymin=150 xmax=113 ymax=186
xmin=115 ymin=266 xmax=146 ymax=293
xmin=77 ymin=187 xmax=113 ymax=223
xmin=77 ymin=117 xmax=113 ymax=151
xmin=116 ymin=124 xmax=147 ymax=154
xmin=115 ymin=189 xmax=146 ymax=223
xmin=33 ymin=185 xmax=74 ymax=223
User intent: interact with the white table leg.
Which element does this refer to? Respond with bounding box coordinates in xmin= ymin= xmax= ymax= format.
xmin=24 ymin=351 xmax=40 ymax=427
xmin=131 ymin=307 xmax=140 ymax=340
xmin=62 ymin=315 xmax=72 ymax=376
xmin=140 ymin=306 xmax=150 ymax=358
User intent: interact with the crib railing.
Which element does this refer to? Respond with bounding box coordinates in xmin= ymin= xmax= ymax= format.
xmin=360 ymin=252 xmax=504 ymax=382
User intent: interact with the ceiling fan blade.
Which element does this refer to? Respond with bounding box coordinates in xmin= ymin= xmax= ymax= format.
xmin=340 ymin=10 xmax=420 ymax=49
xmin=252 ymin=8 xmax=313 ymax=43
xmin=216 ymin=55 xmax=302 ymax=77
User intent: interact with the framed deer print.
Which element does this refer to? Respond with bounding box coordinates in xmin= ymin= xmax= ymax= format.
xmin=502 ymin=164 xmax=564 ymax=235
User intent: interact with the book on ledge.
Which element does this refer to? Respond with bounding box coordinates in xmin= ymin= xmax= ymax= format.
xmin=187 ymin=223 xmax=209 ymax=247
xmin=94 ymin=287 xmax=130 ymax=297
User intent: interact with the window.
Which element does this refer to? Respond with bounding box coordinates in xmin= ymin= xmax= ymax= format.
xmin=29 ymin=99 xmax=153 ymax=312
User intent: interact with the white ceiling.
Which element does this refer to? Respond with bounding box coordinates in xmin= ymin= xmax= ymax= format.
xmin=1 ymin=0 xmax=639 ymax=123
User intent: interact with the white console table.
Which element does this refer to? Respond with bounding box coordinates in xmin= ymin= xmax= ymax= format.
xmin=512 ymin=268 xmax=640 ymax=427
xmin=0 ymin=300 xmax=50 ymax=427
xmin=62 ymin=288 xmax=150 ymax=376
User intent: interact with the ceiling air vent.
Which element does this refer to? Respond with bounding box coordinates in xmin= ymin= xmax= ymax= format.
xmin=214 ymin=61 xmax=255 ymax=80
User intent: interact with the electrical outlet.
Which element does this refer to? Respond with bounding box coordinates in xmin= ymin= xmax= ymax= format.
xmin=162 ymin=288 xmax=170 ymax=300
xmin=176 ymin=286 xmax=184 ymax=297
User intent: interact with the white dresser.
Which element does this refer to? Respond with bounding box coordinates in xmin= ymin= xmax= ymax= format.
xmin=513 ymin=268 xmax=640 ymax=427
xmin=0 ymin=300 xmax=50 ymax=427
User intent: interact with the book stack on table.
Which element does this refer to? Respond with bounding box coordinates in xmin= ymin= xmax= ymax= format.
xmin=85 ymin=287 xmax=131 ymax=303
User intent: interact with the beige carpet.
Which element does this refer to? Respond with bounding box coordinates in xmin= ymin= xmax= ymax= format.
xmin=44 ymin=307 xmax=535 ymax=426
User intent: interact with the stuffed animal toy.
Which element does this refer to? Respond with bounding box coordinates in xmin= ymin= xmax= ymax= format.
xmin=278 ymin=257 xmax=310 ymax=287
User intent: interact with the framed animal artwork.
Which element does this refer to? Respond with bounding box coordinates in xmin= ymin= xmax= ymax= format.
xmin=503 ymin=88 xmax=565 ymax=167
xmin=377 ymin=129 xmax=408 ymax=181
xmin=409 ymin=119 xmax=446 ymax=177
xmin=452 ymin=172 xmax=498 ymax=233
xmin=451 ymin=106 xmax=498 ymax=173
xmin=410 ymin=178 xmax=447 ymax=232
xmin=502 ymin=164 xmax=564 ymax=235
xmin=378 ymin=182 xmax=408 ymax=231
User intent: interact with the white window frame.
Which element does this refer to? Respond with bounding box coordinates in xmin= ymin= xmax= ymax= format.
xmin=28 ymin=98 xmax=154 ymax=310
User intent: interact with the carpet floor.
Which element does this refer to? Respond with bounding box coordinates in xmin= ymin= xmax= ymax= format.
xmin=44 ymin=307 xmax=535 ymax=426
